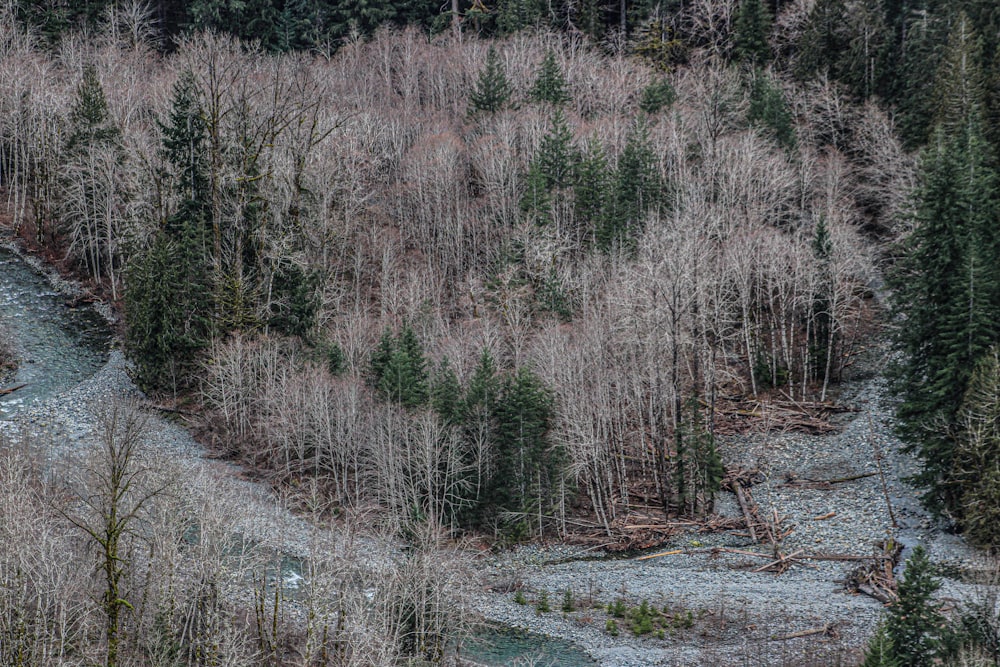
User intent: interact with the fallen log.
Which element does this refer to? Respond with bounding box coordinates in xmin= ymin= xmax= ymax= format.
xmin=732 ymin=480 xmax=758 ymax=543
xmin=752 ymin=549 xmax=805 ymax=573
xmin=0 ymin=383 xmax=26 ymax=396
xmin=634 ymin=549 xmax=684 ymax=561
xmin=812 ymin=512 xmax=836 ymax=521
xmin=771 ymin=624 xmax=836 ymax=641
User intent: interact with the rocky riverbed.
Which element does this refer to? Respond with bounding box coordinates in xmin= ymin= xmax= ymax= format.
xmin=469 ymin=374 xmax=996 ymax=666
xmin=0 ymin=245 xmax=994 ymax=666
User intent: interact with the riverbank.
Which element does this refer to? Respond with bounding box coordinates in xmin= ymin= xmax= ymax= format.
xmin=1 ymin=245 xmax=994 ymax=666
xmin=470 ymin=370 xmax=994 ymax=666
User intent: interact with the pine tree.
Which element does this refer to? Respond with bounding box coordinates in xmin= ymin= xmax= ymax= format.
xmin=372 ymin=323 xmax=429 ymax=409
xmin=950 ymin=347 xmax=1000 ymax=546
xmin=598 ymin=120 xmax=660 ymax=251
xmin=639 ymin=78 xmax=676 ymax=116
xmin=862 ymin=624 xmax=901 ymax=667
xmin=488 ymin=366 xmax=562 ymax=538
xmin=747 ymin=71 xmax=796 ymax=150
xmin=521 ymin=109 xmax=578 ymax=221
xmin=469 ymin=45 xmax=512 ymax=115
xmin=890 ymin=118 xmax=1000 ymax=515
xmin=65 ymin=65 xmax=119 ymax=155
xmin=734 ymin=0 xmax=772 ymax=65
xmin=125 ymin=71 xmax=213 ymax=392
xmin=431 ymin=357 xmax=463 ymax=426
xmin=574 ymin=139 xmax=612 ymax=244
xmin=884 ymin=546 xmax=944 ymax=667
xmin=529 ymin=49 xmax=571 ymax=107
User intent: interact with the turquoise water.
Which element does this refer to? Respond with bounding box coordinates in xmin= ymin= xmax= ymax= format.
xmin=0 ymin=250 xmax=110 ymax=416
xmin=461 ymin=627 xmax=597 ymax=667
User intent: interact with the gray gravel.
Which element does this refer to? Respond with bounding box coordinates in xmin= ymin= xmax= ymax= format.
xmin=4 ymin=245 xmax=994 ymax=666
xmin=471 ymin=369 xmax=998 ymax=666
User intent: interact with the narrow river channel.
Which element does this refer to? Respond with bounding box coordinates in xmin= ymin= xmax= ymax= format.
xmin=0 ymin=248 xmax=598 ymax=667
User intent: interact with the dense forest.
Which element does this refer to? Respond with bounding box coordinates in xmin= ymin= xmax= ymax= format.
xmin=3 ymin=0 xmax=1000 ymax=664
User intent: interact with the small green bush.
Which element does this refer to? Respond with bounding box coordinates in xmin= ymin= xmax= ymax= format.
xmin=562 ymin=589 xmax=574 ymax=613
xmin=605 ymin=619 xmax=619 ymax=636
xmin=513 ymin=590 xmax=527 ymax=605
xmin=535 ymin=590 xmax=550 ymax=614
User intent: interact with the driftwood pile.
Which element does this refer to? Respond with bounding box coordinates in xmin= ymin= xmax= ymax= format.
xmin=722 ymin=468 xmax=793 ymax=546
xmin=713 ymin=394 xmax=856 ymax=435
xmin=845 ymin=539 xmax=902 ymax=604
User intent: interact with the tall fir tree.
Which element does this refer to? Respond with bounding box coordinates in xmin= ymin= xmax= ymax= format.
xmin=521 ymin=109 xmax=578 ymax=221
xmin=65 ymin=65 xmax=119 ymax=155
xmin=469 ymin=45 xmax=512 ymax=115
xmin=528 ymin=49 xmax=571 ymax=107
xmin=747 ymin=71 xmax=796 ymax=150
xmin=598 ymin=120 xmax=660 ymax=251
xmin=889 ymin=120 xmax=1000 ymax=514
xmin=126 ymin=70 xmax=214 ymax=392
xmin=883 ymin=546 xmax=944 ymax=667
xmin=734 ymin=0 xmax=772 ymax=65
xmin=488 ymin=366 xmax=563 ymax=538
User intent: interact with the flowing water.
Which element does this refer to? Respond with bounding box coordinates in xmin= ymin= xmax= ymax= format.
xmin=0 ymin=250 xmax=111 ymax=416
xmin=0 ymin=249 xmax=597 ymax=666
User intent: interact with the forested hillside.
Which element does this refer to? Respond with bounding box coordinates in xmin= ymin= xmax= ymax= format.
xmin=3 ymin=0 xmax=1000 ymax=663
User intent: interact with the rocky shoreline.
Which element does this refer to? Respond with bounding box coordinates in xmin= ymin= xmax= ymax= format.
xmin=469 ymin=372 xmax=994 ymax=666
xmin=1 ymin=248 xmax=994 ymax=666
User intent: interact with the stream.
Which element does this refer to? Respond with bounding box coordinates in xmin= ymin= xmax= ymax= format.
xmin=0 ymin=250 xmax=110 ymax=416
xmin=0 ymin=248 xmax=597 ymax=667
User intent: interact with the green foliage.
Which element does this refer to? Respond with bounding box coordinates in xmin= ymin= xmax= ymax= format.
xmin=513 ymin=589 xmax=527 ymax=605
xmin=674 ymin=398 xmax=725 ymax=514
xmin=632 ymin=14 xmax=686 ymax=71
xmin=639 ymin=78 xmax=677 ymax=116
xmin=65 ymin=65 xmax=119 ymax=155
xmin=884 ymin=546 xmax=944 ymax=667
xmin=630 ymin=600 xmax=654 ymax=636
xmin=159 ymin=70 xmax=209 ymax=209
xmin=430 ymin=357 xmax=463 ymax=425
xmin=126 ymin=71 xmax=213 ymax=393
xmin=574 ymin=139 xmax=612 ymax=244
xmin=521 ymin=109 xmax=578 ymax=222
xmin=561 ymin=589 xmax=574 ymax=613
xmin=529 ymin=49 xmax=570 ymax=107
xmin=469 ymin=46 xmax=512 ymax=115
xmin=747 ymin=72 xmax=796 ymax=150
xmin=267 ymin=261 xmax=320 ymax=338
xmin=951 ymin=348 xmax=1000 ymax=547
xmin=862 ymin=623 xmax=900 ymax=667
xmin=598 ymin=120 xmax=660 ymax=251
xmin=889 ymin=119 xmax=1000 ymax=515
xmin=370 ymin=323 xmax=429 ymax=409
xmin=610 ymin=599 xmax=627 ymax=618
xmin=495 ymin=0 xmax=545 ymax=35
xmin=734 ymin=0 xmax=772 ymax=65
xmin=535 ymin=589 xmax=550 ymax=614
xmin=605 ymin=619 xmax=619 ymax=636
xmin=487 ymin=366 xmax=566 ymax=537
xmin=126 ymin=221 xmax=212 ymax=392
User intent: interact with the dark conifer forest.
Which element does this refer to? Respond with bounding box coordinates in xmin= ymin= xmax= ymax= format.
xmin=3 ymin=0 xmax=1000 ymax=664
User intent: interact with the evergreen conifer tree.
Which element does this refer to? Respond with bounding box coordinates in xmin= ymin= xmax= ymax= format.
xmin=734 ymin=0 xmax=772 ymax=65
xmin=598 ymin=120 xmax=659 ymax=251
xmin=66 ymin=65 xmax=119 ymax=155
xmin=529 ymin=49 xmax=571 ymax=107
xmin=521 ymin=109 xmax=578 ymax=221
xmin=747 ymin=72 xmax=796 ymax=150
xmin=371 ymin=323 xmax=429 ymax=409
xmin=126 ymin=70 xmax=213 ymax=392
xmin=574 ymin=139 xmax=612 ymax=244
xmin=884 ymin=546 xmax=944 ymax=667
xmin=469 ymin=45 xmax=512 ymax=115
xmin=890 ymin=118 xmax=1000 ymax=514
xmin=489 ymin=366 xmax=563 ymax=538
xmin=431 ymin=357 xmax=463 ymax=426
